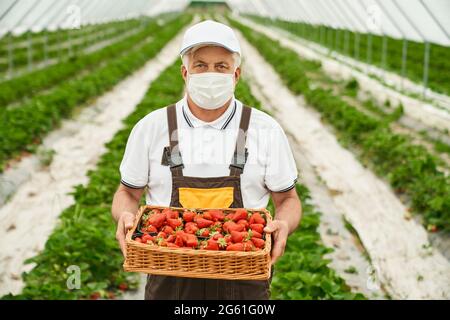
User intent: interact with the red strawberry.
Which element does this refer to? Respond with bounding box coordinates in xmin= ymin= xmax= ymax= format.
xmin=184 ymin=234 xmax=198 ymax=248
xmin=250 ymin=223 xmax=264 ymax=234
xmin=218 ymin=237 xmax=227 ymax=249
xmin=226 ymin=243 xmax=245 ymax=251
xmin=232 ymin=209 xmax=248 ymax=222
xmin=167 ymin=218 xmax=182 ymax=229
xmin=231 ymin=231 xmax=250 ymax=243
xmin=197 ymin=218 xmax=214 ymax=228
xmin=243 ymin=241 xmax=255 ymax=251
xmin=208 ymin=210 xmax=225 ymax=221
xmin=146 ymin=225 xmax=157 ymax=233
xmin=251 ymin=237 xmax=265 ymax=248
xmin=203 ymin=239 xmax=219 ymax=250
xmin=167 ymin=242 xmax=179 ymax=248
xmin=183 ymin=210 xmax=196 ymax=222
xmin=223 ymin=221 xmax=245 ymax=233
xmin=134 ymin=237 xmax=142 ymax=243
xmin=162 ymin=225 xmax=174 ymax=235
xmin=163 ymin=208 xmax=179 ymax=219
xmin=185 ymin=222 xmax=199 ymax=234
xmin=249 ymin=212 xmax=265 ymax=225
xmin=224 ymin=234 xmax=232 ymax=244
xmin=175 ymin=235 xmax=184 ymax=247
xmin=202 ymin=211 xmax=214 ymax=221
xmin=90 ymin=292 xmax=101 ymax=300
xmin=118 ymin=283 xmax=128 ymax=291
xmin=148 ymin=213 xmax=166 ymax=228
xmin=251 ymin=230 xmax=262 ymax=239
xmin=142 ymin=234 xmax=154 ymax=243
xmin=157 ymin=231 xmax=167 ymax=239
xmin=166 ymin=235 xmax=175 ymax=243
xmin=212 ymin=232 xmax=224 ymax=240
xmin=237 ymin=219 xmax=249 ymax=229
xmin=197 ymin=228 xmax=210 ymax=237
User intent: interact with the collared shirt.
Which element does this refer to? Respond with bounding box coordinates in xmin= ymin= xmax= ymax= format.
xmin=120 ymin=95 xmax=298 ymax=208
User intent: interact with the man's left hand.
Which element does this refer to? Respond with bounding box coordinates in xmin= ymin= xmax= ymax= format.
xmin=264 ymin=219 xmax=289 ymax=265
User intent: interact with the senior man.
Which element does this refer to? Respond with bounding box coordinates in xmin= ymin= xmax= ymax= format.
xmin=112 ymin=20 xmax=302 ymax=300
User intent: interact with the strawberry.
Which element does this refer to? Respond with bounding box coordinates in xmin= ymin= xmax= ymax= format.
xmin=197 ymin=228 xmax=210 ymax=237
xmin=251 ymin=230 xmax=262 ymax=239
xmin=167 ymin=242 xmax=179 ymax=248
xmin=202 ymin=211 xmax=214 ymax=221
xmin=90 ymin=292 xmax=101 ymax=300
xmin=166 ymin=235 xmax=175 ymax=243
xmin=251 ymin=237 xmax=265 ymax=249
xmin=208 ymin=210 xmax=225 ymax=221
xmin=174 ymin=235 xmax=184 ymax=247
xmin=142 ymin=234 xmax=154 ymax=243
xmin=134 ymin=237 xmax=142 ymax=243
xmin=184 ymin=234 xmax=198 ymax=248
xmin=148 ymin=213 xmax=166 ymax=228
xmin=217 ymin=237 xmax=227 ymax=249
xmin=232 ymin=209 xmax=248 ymax=222
xmin=197 ymin=218 xmax=214 ymax=228
xmin=185 ymin=222 xmax=199 ymax=234
xmin=167 ymin=218 xmax=182 ymax=229
xmin=212 ymin=232 xmax=224 ymax=240
xmin=224 ymin=234 xmax=232 ymax=244
xmin=163 ymin=208 xmax=179 ymax=219
xmin=231 ymin=231 xmax=252 ymax=243
xmin=156 ymin=237 xmax=167 ymax=246
xmin=243 ymin=241 xmax=255 ymax=252
xmin=223 ymin=221 xmax=245 ymax=233
xmin=162 ymin=225 xmax=174 ymax=235
xmin=237 ymin=219 xmax=249 ymax=229
xmin=250 ymin=223 xmax=264 ymax=234
xmin=157 ymin=231 xmax=167 ymax=239
xmin=203 ymin=239 xmax=219 ymax=250
xmin=183 ymin=210 xmax=196 ymax=222
xmin=146 ymin=225 xmax=158 ymax=233
xmin=226 ymin=243 xmax=245 ymax=251
xmin=249 ymin=212 xmax=265 ymax=225
xmin=118 ymin=283 xmax=128 ymax=291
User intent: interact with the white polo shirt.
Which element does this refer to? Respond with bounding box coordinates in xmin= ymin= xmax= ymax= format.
xmin=120 ymin=95 xmax=298 ymax=209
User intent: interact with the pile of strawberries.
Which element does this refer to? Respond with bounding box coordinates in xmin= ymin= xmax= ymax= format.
xmin=133 ymin=208 xmax=267 ymax=252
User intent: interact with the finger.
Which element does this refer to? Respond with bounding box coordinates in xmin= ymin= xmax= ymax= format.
xmin=264 ymin=221 xmax=280 ymax=234
xmin=271 ymin=237 xmax=287 ymax=265
xmin=123 ymin=214 xmax=134 ymax=230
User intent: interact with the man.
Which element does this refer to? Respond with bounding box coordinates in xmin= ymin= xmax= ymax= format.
xmin=112 ymin=20 xmax=302 ymax=300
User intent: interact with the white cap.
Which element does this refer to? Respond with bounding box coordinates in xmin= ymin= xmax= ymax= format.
xmin=180 ymin=20 xmax=241 ymax=57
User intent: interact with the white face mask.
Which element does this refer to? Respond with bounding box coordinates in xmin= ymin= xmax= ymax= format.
xmin=187 ymin=72 xmax=235 ymax=110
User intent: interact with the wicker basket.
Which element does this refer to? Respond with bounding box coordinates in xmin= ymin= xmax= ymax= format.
xmin=124 ymin=205 xmax=272 ymax=280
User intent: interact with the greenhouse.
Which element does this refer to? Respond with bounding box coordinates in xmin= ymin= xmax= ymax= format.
xmin=0 ymin=0 xmax=449 ymax=302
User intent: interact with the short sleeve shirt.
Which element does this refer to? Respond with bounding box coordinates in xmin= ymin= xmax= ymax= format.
xmin=120 ymin=95 xmax=298 ymax=208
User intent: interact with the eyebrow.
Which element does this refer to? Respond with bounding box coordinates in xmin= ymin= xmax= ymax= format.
xmin=193 ymin=59 xmax=230 ymax=66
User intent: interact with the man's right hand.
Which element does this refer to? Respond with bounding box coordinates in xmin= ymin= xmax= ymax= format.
xmin=115 ymin=211 xmax=136 ymax=257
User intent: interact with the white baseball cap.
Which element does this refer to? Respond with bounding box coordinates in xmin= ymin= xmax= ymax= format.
xmin=180 ymin=20 xmax=241 ymax=57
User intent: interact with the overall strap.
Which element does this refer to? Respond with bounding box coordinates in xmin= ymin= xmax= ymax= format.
xmin=230 ymin=105 xmax=252 ymax=177
xmin=166 ymin=104 xmax=184 ymax=177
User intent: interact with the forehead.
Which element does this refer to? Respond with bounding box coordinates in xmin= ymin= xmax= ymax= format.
xmin=191 ymin=46 xmax=233 ymax=63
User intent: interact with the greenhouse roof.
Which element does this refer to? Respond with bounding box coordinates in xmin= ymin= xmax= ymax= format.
xmin=226 ymin=0 xmax=450 ymax=46
xmin=0 ymin=0 xmax=190 ymax=37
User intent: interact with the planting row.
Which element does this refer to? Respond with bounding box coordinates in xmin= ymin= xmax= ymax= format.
xmin=0 ymin=16 xmax=172 ymax=107
xmin=0 ymin=18 xmax=144 ymax=73
xmin=247 ymin=15 xmax=450 ymax=96
xmin=0 ymin=14 xmax=192 ymax=172
xmin=229 ymin=17 xmax=450 ymax=232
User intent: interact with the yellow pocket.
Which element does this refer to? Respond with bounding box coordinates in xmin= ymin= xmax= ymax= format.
xmin=179 ymin=187 xmax=234 ymax=208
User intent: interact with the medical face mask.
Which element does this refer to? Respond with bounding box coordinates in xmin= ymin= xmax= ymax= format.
xmin=187 ymin=72 xmax=235 ymax=110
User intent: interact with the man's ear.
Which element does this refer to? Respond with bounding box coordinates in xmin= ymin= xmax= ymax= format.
xmin=181 ymin=64 xmax=188 ymax=82
xmin=234 ymin=67 xmax=241 ymax=84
